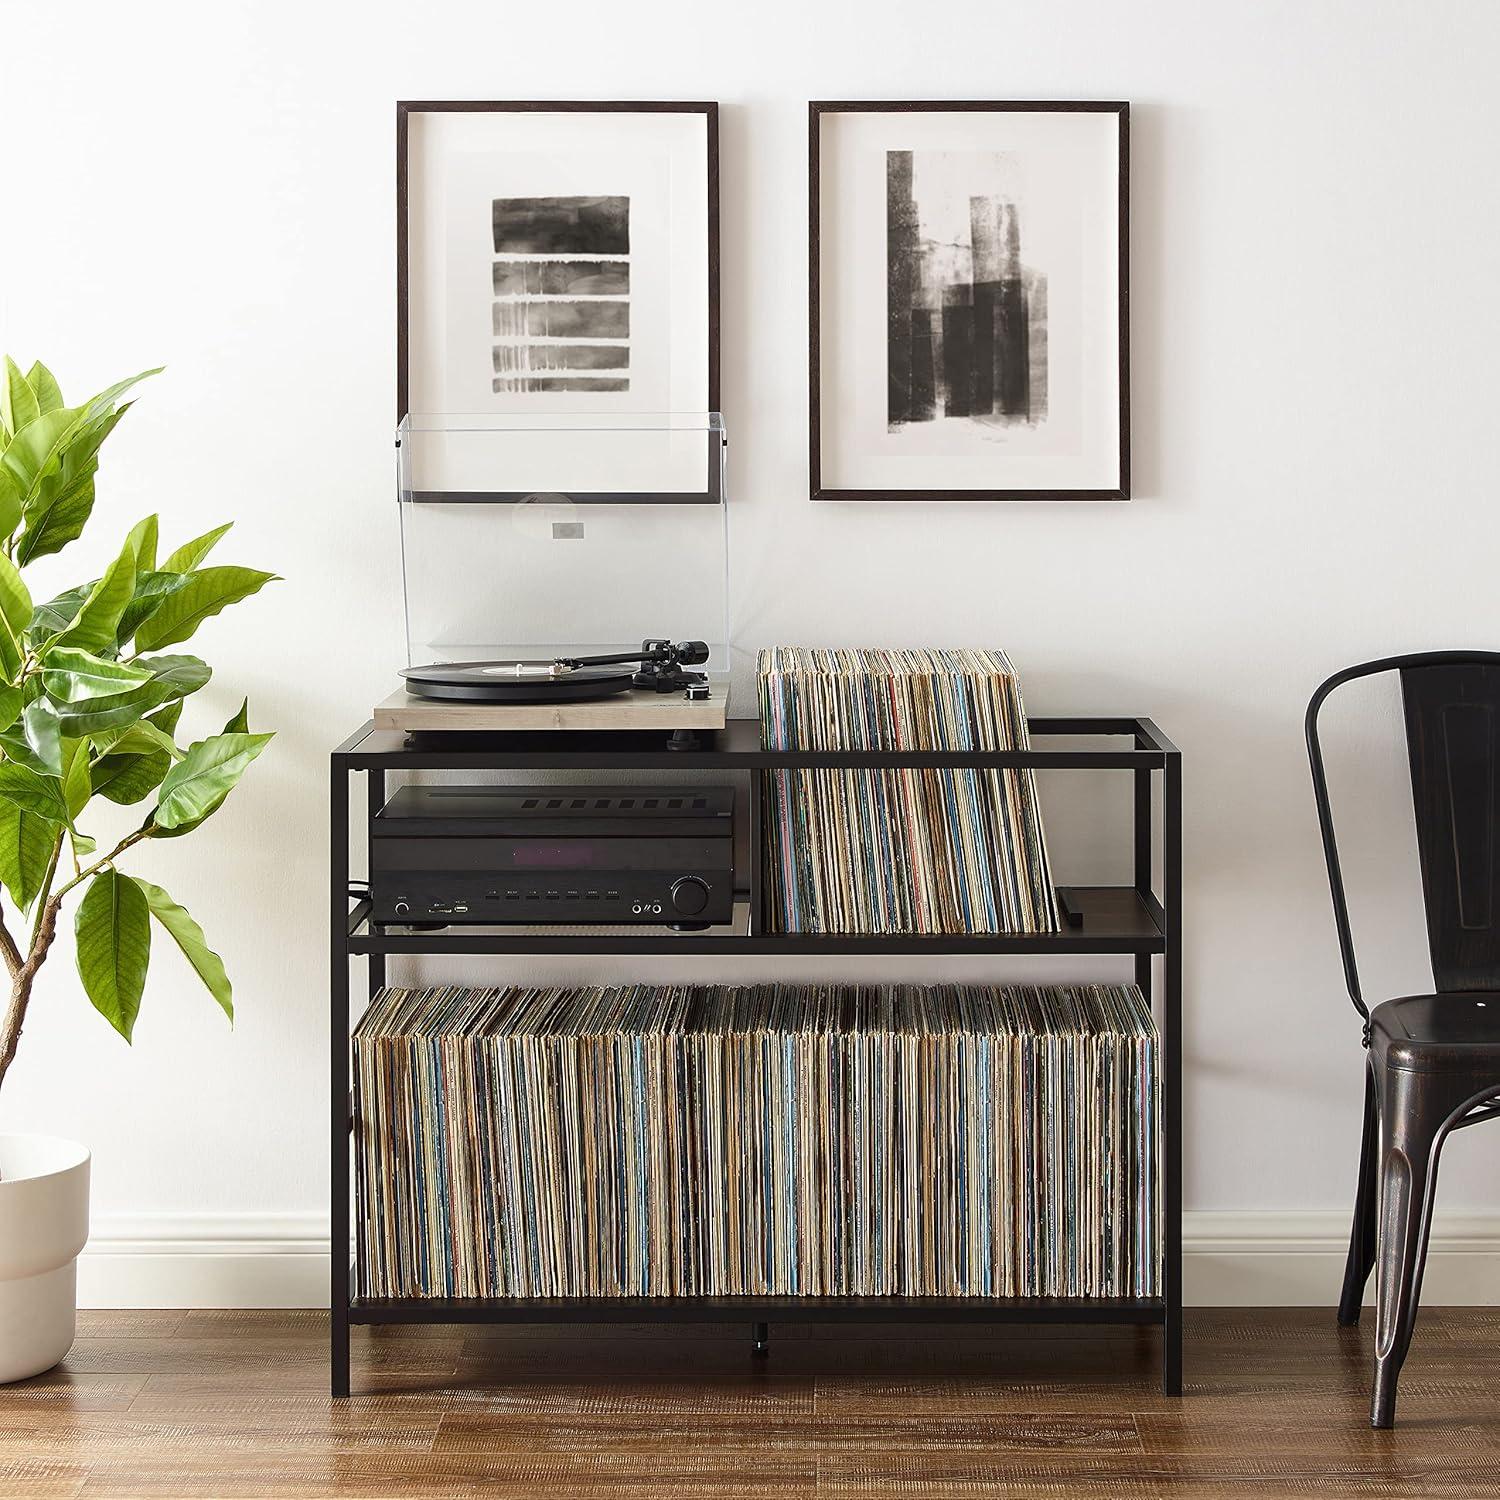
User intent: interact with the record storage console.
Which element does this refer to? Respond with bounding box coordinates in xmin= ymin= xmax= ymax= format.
xmin=331 ymin=715 xmax=1182 ymax=1398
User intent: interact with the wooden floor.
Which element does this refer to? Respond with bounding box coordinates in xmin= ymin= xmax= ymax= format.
xmin=1 ymin=1309 xmax=1497 ymax=1498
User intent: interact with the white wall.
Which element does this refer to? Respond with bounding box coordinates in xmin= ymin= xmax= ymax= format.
xmin=3 ymin=0 xmax=1499 ymax=1305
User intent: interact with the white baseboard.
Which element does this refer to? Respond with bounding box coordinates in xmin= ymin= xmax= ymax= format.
xmin=76 ymin=1210 xmax=1500 ymax=1310
xmin=1181 ymin=1210 xmax=1500 ymax=1307
xmin=78 ymin=1213 xmax=329 ymax=1310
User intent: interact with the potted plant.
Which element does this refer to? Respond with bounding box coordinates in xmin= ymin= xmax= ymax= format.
xmin=0 ymin=359 xmax=275 ymax=1382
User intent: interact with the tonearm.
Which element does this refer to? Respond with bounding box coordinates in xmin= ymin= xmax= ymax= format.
xmin=554 ymin=640 xmax=711 ymax=694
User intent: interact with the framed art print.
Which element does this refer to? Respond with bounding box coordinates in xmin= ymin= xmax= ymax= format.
xmin=398 ymin=101 xmax=719 ymax=501
xmin=810 ymin=101 xmax=1128 ymax=502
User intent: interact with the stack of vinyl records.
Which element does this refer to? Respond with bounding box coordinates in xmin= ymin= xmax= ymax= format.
xmin=354 ymin=982 xmax=1159 ymax=1302
xmin=757 ymin=647 xmax=1058 ymax=934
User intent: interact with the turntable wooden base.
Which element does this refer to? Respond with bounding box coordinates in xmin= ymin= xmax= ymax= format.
xmin=372 ymin=680 xmax=730 ymax=734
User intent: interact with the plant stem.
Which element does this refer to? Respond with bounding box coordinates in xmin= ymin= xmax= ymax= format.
xmin=0 ymin=834 xmax=67 ymax=1101
xmin=0 ymin=879 xmax=64 ymax=1098
xmin=54 ymin=827 xmax=151 ymax=903
xmin=0 ymin=824 xmax=145 ymax=1100
xmin=0 ymin=907 xmax=21 ymax=980
xmin=28 ymin=834 xmax=64 ymax=953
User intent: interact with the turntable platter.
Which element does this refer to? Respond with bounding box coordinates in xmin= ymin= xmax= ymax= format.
xmin=399 ymin=660 xmax=635 ymax=703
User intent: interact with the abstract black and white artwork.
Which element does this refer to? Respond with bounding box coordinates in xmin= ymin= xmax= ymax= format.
xmin=812 ymin=103 xmax=1127 ymax=502
xmin=491 ymin=194 xmax=632 ymax=393
xmin=399 ymin=102 xmax=718 ymax=500
xmin=886 ymin=152 xmax=1047 ymax=430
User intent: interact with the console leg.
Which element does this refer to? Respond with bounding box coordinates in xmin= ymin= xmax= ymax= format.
xmin=331 ymin=1305 xmax=350 ymax=1399
xmin=331 ymin=754 xmax=351 ymax=1398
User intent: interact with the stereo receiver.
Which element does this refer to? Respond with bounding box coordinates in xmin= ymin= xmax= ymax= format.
xmin=371 ymin=785 xmax=734 ymax=927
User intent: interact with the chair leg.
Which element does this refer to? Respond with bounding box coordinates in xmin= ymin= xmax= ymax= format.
xmin=1338 ymin=1064 xmax=1379 ymax=1327
xmin=1370 ymin=1063 xmax=1457 ymax=1429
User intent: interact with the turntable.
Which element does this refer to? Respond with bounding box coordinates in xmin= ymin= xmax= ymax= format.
xmin=375 ymin=641 xmax=728 ymax=733
xmin=390 ymin=414 xmax=730 ymax=734
xmin=400 ymin=639 xmax=712 ymax=703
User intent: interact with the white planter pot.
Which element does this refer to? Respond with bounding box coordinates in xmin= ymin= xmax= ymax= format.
xmin=0 ymin=1135 xmax=89 ymax=1383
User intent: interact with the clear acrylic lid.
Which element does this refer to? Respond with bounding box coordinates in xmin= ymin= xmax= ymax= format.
xmin=397 ymin=412 xmax=728 ymax=672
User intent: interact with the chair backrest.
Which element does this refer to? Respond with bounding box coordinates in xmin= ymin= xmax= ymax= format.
xmin=1306 ymin=651 xmax=1500 ymax=1019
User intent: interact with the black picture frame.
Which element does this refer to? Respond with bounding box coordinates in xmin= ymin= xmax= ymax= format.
xmin=396 ymin=101 xmax=721 ymax=504
xmin=808 ymin=100 xmax=1129 ymax=503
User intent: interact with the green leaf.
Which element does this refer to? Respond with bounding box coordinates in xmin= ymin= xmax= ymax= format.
xmin=0 ymin=802 xmax=58 ymax=910
xmin=2 ymin=403 xmax=92 ymax=525
xmin=161 ymin=522 xmax=232 ymax=575
xmin=14 ymin=457 xmax=99 ymax=560
xmin=116 ymin=570 xmax=188 ymax=646
xmin=92 ymin=747 xmax=170 ymax=805
xmin=152 ymin=731 xmax=272 ymax=831
xmin=0 ymin=761 xmax=70 ymax=822
xmin=61 ymin=738 xmax=90 ymax=820
xmin=28 ymin=584 xmax=90 ymax=642
xmin=0 ymin=478 xmax=17 ymax=541
xmin=0 ymin=405 xmax=78 ymax=539
xmin=0 ymin=614 xmax=21 ymax=682
xmin=13 ymin=403 xmax=131 ymax=564
xmin=124 ymin=514 xmax=158 ymax=571
xmin=133 ymin=566 xmax=277 ymax=653
xmin=133 ymin=878 xmax=232 ymax=1022
xmin=0 ymin=367 xmax=156 ymax=534
xmin=94 ymin=719 xmax=182 ymax=762
xmin=223 ymin=698 xmax=249 ymax=734
xmin=74 ymin=870 xmax=150 ymax=1042
xmin=53 ymin=655 xmax=204 ymax=740
xmin=135 ymin=653 xmax=210 ymax=700
xmin=52 ymin=692 xmax=165 ymax=739
xmin=25 ymin=362 xmax=64 ymax=416
xmin=134 ymin=719 xmax=184 ymax=759
xmin=148 ymin=698 xmax=183 ymax=736
xmin=49 ymin=540 xmax=135 ymax=653
xmin=0 ymin=550 xmax=32 ymax=640
xmin=41 ymin=647 xmax=154 ymax=704
xmin=0 ymin=403 xmax=78 ymax=483
xmin=0 ymin=727 xmax=42 ymax=776
xmin=78 ymin=368 xmax=162 ymax=422
xmin=21 ymin=700 xmax=62 ymax=776
xmin=0 ymin=358 xmax=39 ymax=438
xmin=0 ymin=685 xmax=22 ymax=734
xmin=0 ymin=724 xmax=47 ymax=776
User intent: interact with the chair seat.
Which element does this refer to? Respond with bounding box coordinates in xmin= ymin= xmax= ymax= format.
xmin=1370 ymin=992 xmax=1500 ymax=1072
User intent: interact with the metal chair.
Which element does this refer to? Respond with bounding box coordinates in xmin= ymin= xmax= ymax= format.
xmin=1306 ymin=651 xmax=1500 ymax=1428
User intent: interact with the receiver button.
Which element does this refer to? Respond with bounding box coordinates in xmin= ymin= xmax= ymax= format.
xmin=669 ymin=877 xmax=710 ymax=918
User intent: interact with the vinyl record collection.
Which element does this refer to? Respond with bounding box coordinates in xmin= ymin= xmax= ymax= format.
xmin=758 ymin=647 xmax=1059 ymax=934
xmin=353 ymin=981 xmax=1159 ymax=1301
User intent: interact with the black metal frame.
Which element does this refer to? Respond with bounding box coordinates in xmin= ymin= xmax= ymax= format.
xmin=330 ymin=715 xmax=1182 ymax=1398
xmin=808 ymin=100 xmax=1130 ymax=503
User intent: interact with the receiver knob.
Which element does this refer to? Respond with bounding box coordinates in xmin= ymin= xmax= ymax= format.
xmin=393 ymin=901 xmax=410 ymax=917
xmin=669 ymin=877 xmax=710 ymax=917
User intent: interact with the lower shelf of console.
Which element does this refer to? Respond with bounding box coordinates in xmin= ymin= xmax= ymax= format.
xmin=349 ymin=1294 xmax=1166 ymax=1326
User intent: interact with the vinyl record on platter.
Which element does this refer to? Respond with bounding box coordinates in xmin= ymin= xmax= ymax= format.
xmin=400 ymin=660 xmax=635 ymax=703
